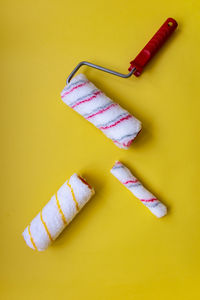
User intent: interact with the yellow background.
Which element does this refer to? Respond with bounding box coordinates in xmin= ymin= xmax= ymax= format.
xmin=1 ymin=0 xmax=200 ymax=299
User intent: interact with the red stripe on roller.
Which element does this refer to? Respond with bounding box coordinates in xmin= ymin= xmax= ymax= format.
xmin=71 ymin=91 xmax=102 ymax=109
xmin=123 ymin=179 xmax=138 ymax=185
xmin=78 ymin=176 xmax=92 ymax=190
xmin=140 ymin=198 xmax=157 ymax=202
xmin=123 ymin=139 xmax=135 ymax=148
xmin=99 ymin=115 xmax=132 ymax=130
xmin=86 ymin=103 xmax=117 ymax=119
xmin=61 ymin=81 xmax=89 ymax=98
xmin=113 ymin=129 xmax=141 ymax=148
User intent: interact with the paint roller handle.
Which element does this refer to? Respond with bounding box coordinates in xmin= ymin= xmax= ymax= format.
xmin=129 ymin=18 xmax=178 ymax=77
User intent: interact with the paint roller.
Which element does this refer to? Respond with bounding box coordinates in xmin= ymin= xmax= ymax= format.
xmin=61 ymin=18 xmax=178 ymax=149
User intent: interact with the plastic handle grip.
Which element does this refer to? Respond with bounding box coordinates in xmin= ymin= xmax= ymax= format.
xmin=129 ymin=18 xmax=178 ymax=76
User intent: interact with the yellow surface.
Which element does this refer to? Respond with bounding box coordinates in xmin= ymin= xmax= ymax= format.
xmin=1 ymin=0 xmax=200 ymax=299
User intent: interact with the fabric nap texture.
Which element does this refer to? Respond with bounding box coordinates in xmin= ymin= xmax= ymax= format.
xmin=110 ymin=161 xmax=167 ymax=218
xmin=23 ymin=174 xmax=95 ymax=251
xmin=61 ymin=74 xmax=142 ymax=149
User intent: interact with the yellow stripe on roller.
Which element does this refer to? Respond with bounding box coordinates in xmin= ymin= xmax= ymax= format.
xmin=67 ymin=180 xmax=79 ymax=211
xmin=55 ymin=192 xmax=67 ymax=225
xmin=28 ymin=225 xmax=38 ymax=251
xmin=40 ymin=211 xmax=53 ymax=242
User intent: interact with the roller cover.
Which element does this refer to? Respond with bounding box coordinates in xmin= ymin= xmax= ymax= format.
xmin=61 ymin=74 xmax=142 ymax=149
xmin=111 ymin=161 xmax=167 ymax=218
xmin=23 ymin=174 xmax=95 ymax=251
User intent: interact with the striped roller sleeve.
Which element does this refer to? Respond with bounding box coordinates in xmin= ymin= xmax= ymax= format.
xmin=61 ymin=73 xmax=142 ymax=149
xmin=22 ymin=174 xmax=95 ymax=251
xmin=110 ymin=161 xmax=167 ymax=218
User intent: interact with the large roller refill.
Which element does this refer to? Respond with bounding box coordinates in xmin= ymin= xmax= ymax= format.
xmin=61 ymin=74 xmax=142 ymax=149
xmin=23 ymin=174 xmax=95 ymax=251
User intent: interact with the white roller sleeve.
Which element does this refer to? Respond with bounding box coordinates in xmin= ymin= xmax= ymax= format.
xmin=23 ymin=174 xmax=95 ymax=251
xmin=61 ymin=74 xmax=142 ymax=149
xmin=111 ymin=161 xmax=167 ymax=218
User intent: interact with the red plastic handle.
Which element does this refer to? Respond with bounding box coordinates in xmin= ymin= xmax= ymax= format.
xmin=129 ymin=18 xmax=178 ymax=76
